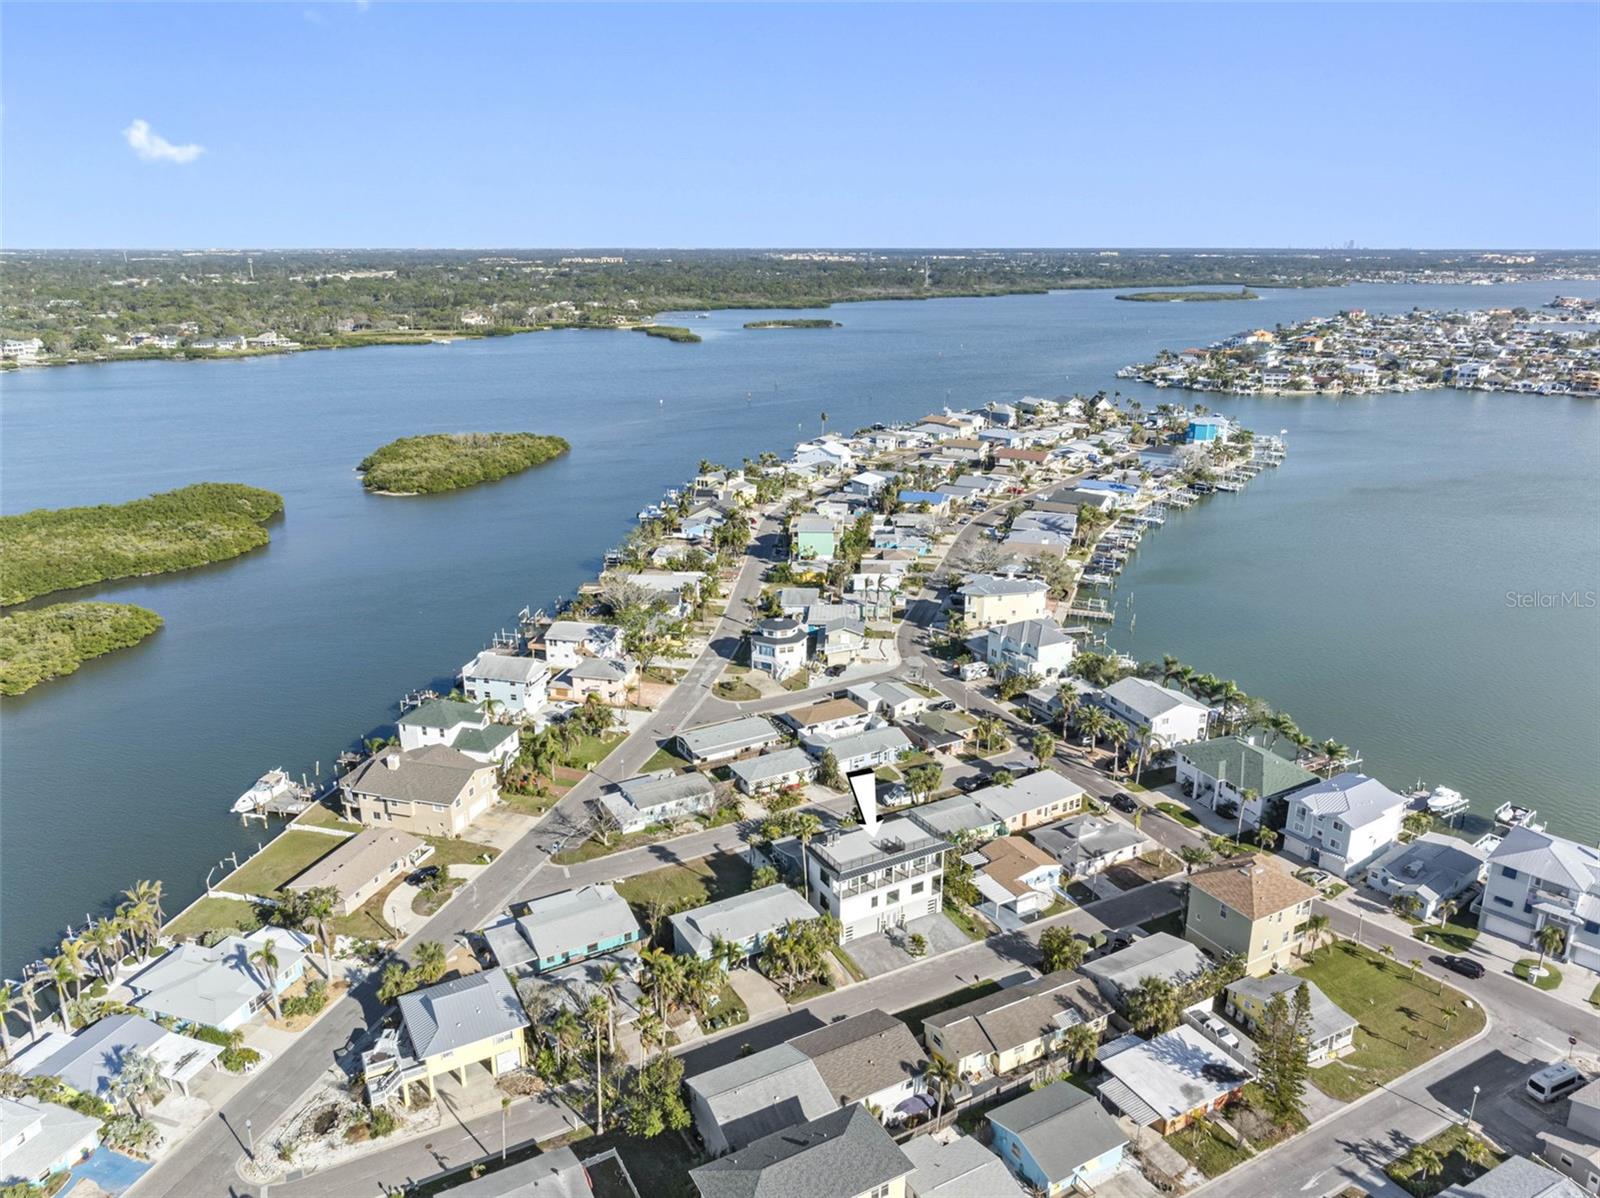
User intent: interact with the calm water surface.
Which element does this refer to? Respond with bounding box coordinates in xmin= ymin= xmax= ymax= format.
xmin=2 ymin=281 xmax=1596 ymax=976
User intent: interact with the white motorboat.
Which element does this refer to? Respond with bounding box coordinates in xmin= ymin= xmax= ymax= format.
xmin=1425 ymin=786 xmax=1469 ymax=817
xmin=230 ymin=769 xmax=297 ymax=815
xmin=1493 ymin=801 xmax=1543 ymax=832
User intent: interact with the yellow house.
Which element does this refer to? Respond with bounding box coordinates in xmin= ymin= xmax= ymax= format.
xmin=363 ymin=969 xmax=528 ymax=1106
xmin=1183 ymin=857 xmax=1316 ymax=975
xmin=923 ymin=970 xmax=1111 ymax=1084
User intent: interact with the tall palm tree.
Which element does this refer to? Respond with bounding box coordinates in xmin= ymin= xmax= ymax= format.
xmin=584 ymin=994 xmax=609 ymax=1134
xmin=249 ymin=941 xmax=282 ymax=1019
xmin=1075 ymin=706 xmax=1107 ymax=750
xmin=48 ymin=958 xmax=76 ymax=1030
xmin=1179 ymin=845 xmax=1214 ymax=876
xmin=56 ymin=940 xmax=86 ymax=1003
xmin=1032 ymin=730 xmax=1056 ymax=770
xmin=790 ymin=814 xmax=822 ymax=902
xmin=1104 ymin=721 xmax=1129 ymax=774
xmin=85 ymin=921 xmax=121 ymax=981
xmin=1533 ymin=923 xmax=1566 ymax=979
xmin=295 ymin=887 xmax=338 ymax=979
xmin=926 ymin=1055 xmax=960 ymax=1127
xmin=1406 ymin=1145 xmax=1444 ymax=1191
xmin=1056 ymin=686 xmax=1081 ymax=738
xmin=1063 ymin=1023 xmax=1100 ymax=1076
xmin=16 ymin=977 xmax=41 ymax=1043
xmin=598 ymin=963 xmax=623 ymax=1052
xmin=1256 ymin=826 xmax=1279 ymax=852
xmin=413 ymin=941 xmax=447 ymax=986
xmin=549 ymin=1008 xmax=582 ymax=1069
xmin=974 ymin=716 xmax=1005 ymax=755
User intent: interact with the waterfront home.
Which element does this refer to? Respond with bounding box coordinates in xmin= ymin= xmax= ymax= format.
xmin=805 ymin=817 xmax=948 ymax=942
xmin=985 ymin=1082 xmax=1127 ymax=1196
xmin=904 ymin=709 xmax=977 ymax=754
xmin=675 ymin=716 xmax=784 ymax=764
xmin=1282 ymin=772 xmax=1407 ymax=879
xmin=286 ymin=827 xmax=430 ymax=916
xmin=970 ymin=836 xmax=1062 ymax=924
xmin=812 ymin=725 xmax=911 ymax=773
xmin=984 ymin=618 xmax=1075 ymax=680
xmin=846 ymin=679 xmax=930 ymax=722
xmin=481 ymin=883 xmax=643 ymax=972
xmin=964 ymin=770 xmax=1085 ymax=833
xmin=12 ymin=1012 xmax=224 ymax=1101
xmin=434 ymin=1146 xmax=595 ymax=1198
xmin=689 ymin=1105 xmax=914 ymax=1198
xmin=749 ymin=616 xmax=810 ymax=680
xmin=1031 ymin=812 xmax=1150 ymax=878
xmin=534 ymin=619 xmax=621 ymax=668
xmin=1186 ymin=416 xmax=1228 ymax=443
xmin=780 ymin=696 xmax=872 ymax=741
xmin=1096 ymin=1024 xmax=1252 ymax=1134
xmin=1099 ymin=677 xmax=1211 ymax=747
xmin=341 ymin=745 xmax=500 ymax=838
xmin=1080 ymin=933 xmax=1210 ymax=1009
xmin=728 ymin=747 xmax=817 ymax=795
xmin=1184 ymin=858 xmax=1316 ymax=975
xmin=129 ymin=928 xmax=308 ymax=1031
xmin=902 ymin=1134 xmax=1027 ymax=1198
xmin=1175 ymin=736 xmax=1318 ymax=828
xmin=791 ymin=438 xmax=856 ymax=474
xmin=0 ymin=1096 xmax=101 ymax=1188
xmin=686 ymin=1044 xmax=837 ymax=1157
xmin=789 ymin=1010 xmax=928 ymax=1123
xmin=397 ymin=698 xmax=519 ymax=768
xmin=670 ymin=884 xmax=819 ymax=960
xmin=954 ymin=574 xmax=1048 ymax=626
xmin=600 ymin=770 xmax=717 ymax=834
xmin=1365 ymin=833 xmax=1488 ymax=921
xmin=549 ymin=656 xmax=632 ymax=706
xmin=1479 ymin=826 xmax=1600 ymax=973
xmin=923 ymin=970 xmax=1111 ymax=1083
xmin=1222 ymin=975 xmax=1356 ymax=1065
xmin=1438 ymin=1155 xmax=1590 ymax=1198
xmin=363 ymin=968 xmax=529 ymax=1107
xmin=459 ymin=651 xmax=550 ymax=717
xmin=792 ymin=514 xmax=838 ymax=562
xmin=1537 ymin=1077 xmax=1600 ymax=1194
xmin=1019 ymin=678 xmax=1100 ymax=725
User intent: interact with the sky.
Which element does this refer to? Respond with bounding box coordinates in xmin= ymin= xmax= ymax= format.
xmin=3 ymin=2 xmax=1598 ymax=249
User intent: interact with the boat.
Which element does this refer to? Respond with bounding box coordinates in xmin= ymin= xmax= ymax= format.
xmin=230 ymin=769 xmax=298 ymax=815
xmin=1493 ymin=801 xmax=1543 ymax=832
xmin=1424 ymin=786 xmax=1469 ymax=818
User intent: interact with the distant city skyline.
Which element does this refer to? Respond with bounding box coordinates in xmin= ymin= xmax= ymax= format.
xmin=3 ymin=2 xmax=1597 ymax=249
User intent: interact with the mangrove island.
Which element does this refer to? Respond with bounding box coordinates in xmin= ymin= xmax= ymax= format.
xmin=634 ymin=325 xmax=701 ymax=343
xmin=742 ymin=318 xmax=842 ymax=329
xmin=0 ymin=602 xmax=165 ymax=694
xmin=357 ymin=432 xmax=571 ymax=495
xmin=1114 ymin=288 xmax=1258 ymax=302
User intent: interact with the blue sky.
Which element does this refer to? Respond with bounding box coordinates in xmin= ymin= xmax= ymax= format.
xmin=4 ymin=2 xmax=1597 ymax=248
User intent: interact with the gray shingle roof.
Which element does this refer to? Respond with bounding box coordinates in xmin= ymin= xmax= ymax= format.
xmin=1224 ymin=975 xmax=1357 ymax=1044
xmin=788 ymin=1010 xmax=926 ymax=1106
xmin=814 ymin=726 xmax=911 ymax=764
xmin=958 ymin=574 xmax=1047 ymax=598
xmin=461 ymin=652 xmax=548 ymax=685
xmin=1102 ymin=677 xmax=1209 ymax=722
xmin=901 ymin=1135 xmax=1026 ymax=1198
xmin=1080 ymin=933 xmax=1209 ymax=996
xmin=965 ymin=770 xmax=1082 ymax=823
xmin=985 ymin=1082 xmax=1127 ymax=1184
xmin=515 ymin=885 xmax=642 ymax=962
xmin=670 ymin=885 xmax=818 ymax=958
xmin=396 ymin=968 xmax=528 ymax=1060
xmin=686 ymin=1044 xmax=837 ymax=1154
xmin=436 ymin=1146 xmax=592 ymax=1197
xmin=1438 ymin=1156 xmax=1589 ymax=1198
xmin=287 ymin=827 xmax=425 ymax=899
xmin=689 ymin=1105 xmax=912 ymax=1198
xmin=729 ymin=748 xmax=816 ymax=788
xmin=344 ymin=745 xmax=486 ymax=808
xmin=613 ymin=770 xmax=715 ymax=813
xmin=924 ymin=971 xmax=1110 ymax=1062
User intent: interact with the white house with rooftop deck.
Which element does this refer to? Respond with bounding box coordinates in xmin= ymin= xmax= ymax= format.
xmin=1480 ymin=826 xmax=1600 ymax=973
xmin=1281 ymin=771 xmax=1406 ymax=879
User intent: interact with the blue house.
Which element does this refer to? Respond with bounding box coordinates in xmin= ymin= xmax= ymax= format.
xmin=1186 ymin=416 xmax=1226 ymax=443
xmin=897 ymin=489 xmax=951 ymax=514
xmin=986 ymin=1082 xmax=1127 ymax=1196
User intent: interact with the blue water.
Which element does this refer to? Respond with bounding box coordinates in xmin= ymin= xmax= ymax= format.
xmin=2 ymin=279 xmax=1596 ymax=978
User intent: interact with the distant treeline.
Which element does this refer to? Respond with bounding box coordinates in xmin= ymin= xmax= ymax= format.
xmin=0 ymin=483 xmax=284 ymax=605
xmin=0 ymin=602 xmax=164 ymax=694
xmin=1115 ymin=289 xmax=1259 ymax=302
xmin=358 ymin=432 xmax=570 ymax=495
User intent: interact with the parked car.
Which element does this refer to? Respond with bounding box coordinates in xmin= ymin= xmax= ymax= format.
xmin=1110 ymin=793 xmax=1139 ymax=813
xmin=1527 ymin=1063 xmax=1586 ymax=1104
xmin=408 ymin=865 xmax=441 ymax=886
xmin=1441 ymin=955 xmax=1485 ymax=980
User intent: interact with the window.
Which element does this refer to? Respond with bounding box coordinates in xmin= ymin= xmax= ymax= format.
xmin=1493 ymin=895 xmax=1514 ymax=908
xmin=887 ymin=890 xmax=901 ymax=904
xmin=912 ymin=881 xmax=925 ymax=895
xmin=1218 ymin=905 xmax=1227 ymax=918
xmin=1501 ymin=866 xmax=1519 ymax=880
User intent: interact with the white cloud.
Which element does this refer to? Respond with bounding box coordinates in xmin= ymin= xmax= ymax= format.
xmin=123 ymin=119 xmax=204 ymax=165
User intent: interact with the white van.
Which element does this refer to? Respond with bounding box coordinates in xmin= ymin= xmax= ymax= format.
xmin=1527 ymin=1063 xmax=1586 ymax=1104
xmin=958 ymin=661 xmax=989 ymax=682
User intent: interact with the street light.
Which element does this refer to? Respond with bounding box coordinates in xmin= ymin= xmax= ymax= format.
xmin=1468 ymin=1085 xmax=1480 ymax=1133
xmin=245 ymin=1117 xmax=254 ymax=1158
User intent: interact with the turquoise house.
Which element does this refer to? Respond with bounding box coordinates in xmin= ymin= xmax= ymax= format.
xmin=791 ymin=514 xmax=837 ymax=561
xmin=483 ymin=884 xmax=644 ymax=973
xmin=1186 ymin=416 xmax=1226 ymax=443
xmin=986 ymin=1083 xmax=1127 ymax=1196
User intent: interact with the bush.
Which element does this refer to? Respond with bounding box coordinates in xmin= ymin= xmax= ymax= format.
xmin=220 ymin=1046 xmax=262 ymax=1073
xmin=186 ymin=1024 xmax=238 ymax=1048
xmin=369 ymin=1107 xmax=398 ymax=1138
xmin=281 ymin=981 xmax=329 ymax=1019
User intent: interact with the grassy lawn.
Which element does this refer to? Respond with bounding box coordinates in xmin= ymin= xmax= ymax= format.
xmin=1138 ymin=910 xmax=1186 ymax=939
xmin=1385 ymin=1124 xmax=1504 ymax=1196
xmin=639 ymin=742 xmax=691 ymax=773
xmin=1411 ymin=915 xmax=1480 ymax=953
xmin=786 ymin=977 xmax=836 ymax=1003
xmin=829 ymin=944 xmax=866 ymax=983
xmin=1324 ymin=882 xmax=1349 ymax=899
xmin=894 ymin=980 xmax=1001 ymax=1037
xmin=221 ymin=830 xmax=345 ymax=897
xmin=1155 ymin=801 xmax=1201 ymax=828
xmin=1168 ymin=1118 xmax=1255 ymax=1178
xmin=702 ymin=980 xmax=750 ymax=1033
xmin=942 ymin=902 xmax=989 ymax=941
xmin=715 ymin=679 xmax=761 ymax=701
xmin=561 ymin=731 xmax=626 ymax=769
xmin=552 ymin=823 xmax=675 ymax=865
xmin=779 ymin=670 xmax=812 ymax=692
xmin=1514 ymin=958 xmax=1563 ymax=990
xmin=294 ymin=804 xmax=362 ymax=833
xmin=165 ymin=896 xmax=264 ymax=940
xmin=499 ymin=788 xmax=562 ymax=817
xmin=614 ymin=854 xmax=752 ymax=920
xmin=1590 ymin=982 xmax=1600 ymax=1009
xmin=1296 ymin=942 xmax=1487 ymax=1102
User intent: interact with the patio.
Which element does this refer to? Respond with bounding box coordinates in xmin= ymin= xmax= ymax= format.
xmin=844 ymin=911 xmax=972 ymax=977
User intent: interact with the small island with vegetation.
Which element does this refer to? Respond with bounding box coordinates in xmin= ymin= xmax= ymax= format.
xmin=1115 ymin=288 xmax=1258 ymax=302
xmin=1 ymin=602 xmax=165 ymax=695
xmin=743 ymin=318 xmax=842 ymax=330
xmin=0 ymin=482 xmax=285 ymax=606
xmin=358 ymin=432 xmax=570 ymax=496
xmin=634 ymin=325 xmax=701 ymax=343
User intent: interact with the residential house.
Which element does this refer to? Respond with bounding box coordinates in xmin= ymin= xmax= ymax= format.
xmin=0 ymin=1097 xmax=101 ymax=1188
xmin=13 ymin=1012 xmax=223 ymax=1101
xmin=1282 ymin=772 xmax=1407 ymax=879
xmin=1438 ymin=1156 xmax=1590 ymax=1198
xmin=1099 ymin=677 xmax=1211 ymax=747
xmin=362 ymin=969 xmax=529 ymax=1106
xmin=1096 ymin=1024 xmax=1253 ymax=1134
xmin=1222 ymin=975 xmax=1356 ymax=1065
xmin=1479 ymin=826 xmax=1600 ymax=972
xmin=1184 ymin=858 xmax=1316 ymax=974
xmin=984 ymin=619 xmax=1075 ymax=680
xmin=812 ymin=612 xmax=869 ymax=668
xmin=1080 ymin=933 xmax=1211 ymax=1009
xmin=922 ymin=970 xmax=1111 ymax=1083
xmin=985 ymin=1082 xmax=1127 ymax=1196
xmin=535 ymin=620 xmax=621 ymax=669
xmin=780 ymin=697 xmax=873 ymax=741
xmin=806 ymin=817 xmax=949 ymax=942
xmin=750 ymin=617 xmax=810 ymax=680
xmin=729 ymin=747 xmax=818 ymax=795
xmin=1175 ymin=737 xmax=1318 ymax=828
xmin=670 ymin=885 xmax=819 ymax=961
xmin=435 ymin=1146 xmax=595 ymax=1198
xmin=550 ymin=657 xmax=632 ymax=706
xmin=128 ymin=928 xmax=308 ymax=1031
xmin=789 ymin=1010 xmax=928 ymax=1123
xmin=397 ymin=698 xmax=519 ymax=768
xmin=1537 ymin=1077 xmax=1600 ymax=1194
xmin=1031 ymin=813 xmax=1150 ymax=878
xmin=1366 ymin=833 xmax=1489 ymax=921
xmin=459 ymin=651 xmax=550 ymax=717
xmin=340 ymin=745 xmax=500 ymax=838
xmin=689 ymin=1105 xmax=914 ymax=1198
xmin=908 ymin=796 xmax=1006 ymax=844
xmin=901 ymin=1135 xmax=1026 ymax=1198
xmin=776 ymin=587 xmax=823 ymax=617
xmin=847 ymin=680 xmax=930 ymax=723
xmin=813 ymin=726 xmax=912 ymax=774
xmin=793 ymin=514 xmax=838 ymax=562
xmin=481 ymin=884 xmax=644 ymax=973
xmin=970 ymin=837 xmax=1062 ymax=924
xmin=904 ymin=709 xmax=977 ymax=754
xmin=954 ymin=575 xmax=1049 ymax=626
xmin=600 ymin=770 xmax=717 ymax=834
xmin=964 ymin=771 xmax=1084 ymax=833
xmin=676 ymin=716 xmax=784 ymax=764
xmin=286 ymin=827 xmax=431 ymax=916
xmin=686 ymin=1045 xmax=838 ymax=1157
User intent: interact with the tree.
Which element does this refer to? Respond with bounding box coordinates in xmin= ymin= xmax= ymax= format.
xmin=1256 ymin=826 xmax=1279 ymax=852
xmin=1255 ymin=983 xmax=1312 ymax=1126
xmin=1402 ymin=1144 xmax=1445 ymax=1193
xmin=286 ymin=886 xmax=338 ymax=979
xmin=249 ymin=941 xmax=282 ymax=1020
xmin=1125 ymin=975 xmax=1182 ymax=1035
xmin=1179 ymin=845 xmax=1215 ymax=875
xmin=1075 ymin=705 xmax=1107 ymax=749
xmin=412 ymin=941 xmax=447 ymax=986
xmin=1031 ymin=730 xmax=1056 ymax=770
xmin=904 ymin=762 xmax=944 ymax=802
xmin=973 ymin=716 xmax=1006 ymax=755
xmin=1302 ymin=913 xmax=1330 ymax=960
xmin=926 ymin=1055 xmax=960 ymax=1126
xmin=1391 ymin=893 xmax=1423 ymax=921
xmin=1062 ymin=1023 xmax=1099 ymax=1076
xmin=598 ymin=963 xmax=623 ymax=1052
xmin=1434 ymin=898 xmax=1458 ymax=928
xmin=111 ymin=1048 xmax=165 ymax=1121
xmin=585 ymin=993 xmax=609 ymax=1134
xmin=751 ymin=864 xmax=779 ymax=889
xmin=49 ymin=957 xmax=77 ymax=1030
xmin=1038 ymin=926 xmax=1086 ymax=973
xmin=1533 ymin=923 xmax=1566 ymax=979
xmin=815 ymin=750 xmax=844 ymax=791
xmin=378 ymin=962 xmax=414 ymax=1004
xmin=621 ymin=1051 xmax=691 ymax=1139
xmin=1402 ymin=811 xmax=1433 ymax=840
xmin=789 ymin=813 xmax=823 ymax=902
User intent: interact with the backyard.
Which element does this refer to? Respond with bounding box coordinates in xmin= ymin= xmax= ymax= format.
xmin=221 ymin=830 xmax=350 ymax=898
xmin=165 ymin=896 xmax=265 ymax=940
xmin=1169 ymin=1118 xmax=1255 ymax=1178
xmin=614 ymin=854 xmax=753 ymax=925
xmin=1295 ymin=942 xmax=1486 ymax=1102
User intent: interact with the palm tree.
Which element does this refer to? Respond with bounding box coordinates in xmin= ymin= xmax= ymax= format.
xmin=15 ymin=977 xmax=41 ymax=1043
xmin=1405 ymin=1145 xmax=1444 ymax=1192
xmin=128 ymin=879 xmax=166 ymax=934
xmin=790 ymin=814 xmax=822 ymax=902
xmin=1075 ymin=706 xmax=1107 ymax=750
xmin=413 ymin=941 xmax=448 ymax=986
xmin=584 ymin=994 xmax=609 ymax=1134
xmin=112 ymin=1048 xmax=164 ymax=1120
xmin=56 ymin=939 xmax=86 ymax=1003
xmin=295 ymin=887 xmax=338 ymax=979
xmin=1062 ymin=1023 xmax=1100 ymax=1076
xmin=1303 ymin=913 xmax=1330 ymax=960
xmin=598 ymin=963 xmax=623 ymax=1052
xmin=1104 ymin=721 xmax=1129 ymax=774
xmin=249 ymin=941 xmax=282 ymax=1020
xmin=974 ymin=716 xmax=1005 ymax=755
xmin=1434 ymin=898 xmax=1458 ymax=929
xmin=1257 ymin=826 xmax=1279 ymax=852
xmin=1533 ymin=923 xmax=1566 ymax=980
xmin=1032 ymin=730 xmax=1056 ymax=770
xmin=85 ymin=921 xmax=121 ymax=981
xmin=0 ymin=985 xmax=13 ymax=1061
xmin=550 ymin=1008 xmax=582 ymax=1069
xmin=1056 ymin=687 xmax=1081 ymax=737
xmin=1458 ymin=1134 xmax=1494 ymax=1178
xmin=1179 ymin=845 xmax=1214 ymax=875
xmin=926 ymin=1055 xmax=960 ymax=1127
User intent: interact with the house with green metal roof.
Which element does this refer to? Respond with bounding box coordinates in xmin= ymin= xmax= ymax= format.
xmin=1175 ymin=736 xmax=1318 ymax=829
xmin=397 ymin=698 xmax=519 ymax=767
